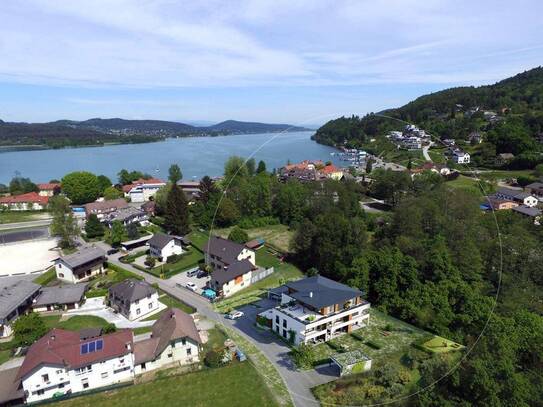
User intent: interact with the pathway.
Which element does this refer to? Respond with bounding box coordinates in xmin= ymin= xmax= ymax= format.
xmin=105 ymin=252 xmax=327 ymax=407
xmin=422 ymin=142 xmax=433 ymax=162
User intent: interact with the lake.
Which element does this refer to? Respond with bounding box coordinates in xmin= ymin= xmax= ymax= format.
xmin=0 ymin=131 xmax=341 ymax=183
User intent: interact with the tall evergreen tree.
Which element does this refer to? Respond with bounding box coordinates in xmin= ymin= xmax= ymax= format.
xmin=168 ymin=164 xmax=182 ymax=184
xmin=256 ymin=160 xmax=267 ymax=174
xmin=49 ymin=195 xmax=79 ymax=249
xmin=164 ymin=183 xmax=190 ymax=235
xmin=85 ymin=213 xmax=105 ymax=238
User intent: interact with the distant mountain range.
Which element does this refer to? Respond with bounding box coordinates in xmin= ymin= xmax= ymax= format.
xmin=0 ymin=118 xmax=310 ymax=150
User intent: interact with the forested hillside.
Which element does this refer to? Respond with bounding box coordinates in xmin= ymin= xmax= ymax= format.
xmin=314 ymin=67 xmax=543 ymax=169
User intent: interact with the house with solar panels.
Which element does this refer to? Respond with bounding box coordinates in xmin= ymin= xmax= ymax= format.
xmin=17 ymin=328 xmax=134 ymax=403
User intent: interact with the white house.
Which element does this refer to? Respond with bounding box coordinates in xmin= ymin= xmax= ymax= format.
xmin=55 ymin=247 xmax=106 ymax=284
xmin=133 ymin=308 xmax=201 ymax=374
xmin=148 ymin=233 xmax=187 ymax=261
xmin=262 ymin=276 xmax=371 ymax=346
xmin=495 ymin=187 xmax=539 ymax=207
xmin=123 ymin=178 xmax=166 ymax=203
xmin=17 ymin=328 xmax=135 ymax=403
xmin=108 ymin=279 xmax=159 ymax=321
xmin=32 ymin=284 xmax=87 ymax=312
xmin=452 ymin=150 xmax=470 ymax=164
xmin=0 ymin=192 xmax=49 ymax=211
xmin=203 ymin=236 xmax=256 ymax=297
xmin=0 ymin=280 xmax=41 ymax=338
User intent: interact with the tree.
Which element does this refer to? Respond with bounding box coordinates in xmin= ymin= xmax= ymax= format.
xmin=97 ymin=175 xmax=112 ymax=194
xmin=9 ymin=176 xmax=38 ymax=195
xmin=257 ymin=160 xmax=267 ymax=174
xmin=534 ymin=163 xmax=543 ymax=177
xmin=246 ymin=158 xmax=256 ymax=176
xmin=61 ymin=171 xmax=101 ymax=204
xmin=198 ymin=176 xmax=216 ymax=204
xmin=103 ymin=186 xmax=123 ymax=200
xmin=228 ymin=226 xmax=249 ymax=243
xmin=13 ymin=313 xmax=47 ymax=347
xmin=144 ymin=255 xmax=156 ymax=268
xmin=49 ymin=195 xmax=79 ymax=249
xmin=109 ymin=220 xmax=127 ymax=247
xmin=164 ymin=183 xmax=190 ymax=235
xmin=168 ymin=164 xmax=182 ymax=184
xmin=366 ymin=158 xmax=373 ymax=174
xmin=224 ymin=156 xmax=248 ymax=188
xmin=215 ymin=196 xmax=240 ymax=227
xmin=85 ymin=213 xmax=105 ymax=238
xmin=126 ymin=222 xmax=139 ymax=240
xmin=102 ymin=323 xmax=117 ymax=334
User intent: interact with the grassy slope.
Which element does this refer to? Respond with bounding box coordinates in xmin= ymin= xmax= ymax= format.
xmin=57 ymin=363 xmax=278 ymax=407
xmin=0 ymin=211 xmax=42 ymax=224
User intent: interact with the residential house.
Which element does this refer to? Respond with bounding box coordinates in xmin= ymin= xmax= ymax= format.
xmin=17 ymin=328 xmax=134 ymax=403
xmin=140 ymin=200 xmax=156 ymax=216
xmin=321 ymin=164 xmax=344 ymax=180
xmin=177 ymin=181 xmax=201 ymax=202
xmin=37 ymin=183 xmax=60 ymax=197
xmin=54 ymin=246 xmax=106 ymax=284
xmin=525 ymin=182 xmax=543 ymax=201
xmin=411 ymin=162 xmax=451 ymax=177
xmin=452 ymin=150 xmax=470 ymax=164
xmin=0 ymin=280 xmax=41 ymax=337
xmin=483 ymin=196 xmax=519 ymax=211
xmin=203 ymin=236 xmax=256 ymax=297
xmin=133 ymin=308 xmax=201 ymax=374
xmin=84 ymin=199 xmax=128 ymax=220
xmin=123 ymin=178 xmax=166 ymax=203
xmin=263 ymin=276 xmax=370 ymax=345
xmin=108 ymin=279 xmax=159 ymax=320
xmin=468 ymin=132 xmax=483 ymax=144
xmin=512 ymin=205 xmax=542 ymax=225
xmin=495 ymin=187 xmax=539 ymax=207
xmin=0 ymin=192 xmax=49 ymax=211
xmin=104 ymin=206 xmax=148 ymax=227
xmin=32 ymin=284 xmax=87 ymax=312
xmin=148 ymin=233 xmax=188 ymax=261
xmin=495 ymin=153 xmax=515 ymax=166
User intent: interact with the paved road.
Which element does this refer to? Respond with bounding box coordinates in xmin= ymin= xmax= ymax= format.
xmin=0 ymin=218 xmax=52 ymax=231
xmin=103 ymin=249 xmax=330 ymax=406
xmin=422 ymin=143 xmax=433 ymax=162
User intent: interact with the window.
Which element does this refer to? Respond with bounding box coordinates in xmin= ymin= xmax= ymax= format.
xmin=42 ymin=374 xmax=49 ymax=383
xmin=135 ymin=299 xmax=139 ymax=305
xmin=136 ymin=308 xmax=141 ymax=315
xmin=119 ymin=358 xmax=124 ymax=364
xmin=283 ymin=329 xmax=287 ymax=338
xmin=56 ymin=369 xmax=63 ymax=374
xmin=81 ymin=379 xmax=89 ymax=389
xmin=59 ymin=273 xmax=64 ymax=278
xmin=37 ymin=389 xmax=45 ymax=396
xmin=88 ymin=341 xmax=96 ymax=352
xmin=168 ymin=353 xmax=173 ymax=358
xmin=58 ymin=383 xmax=64 ymax=389
xmin=186 ymin=348 xmax=192 ymax=355
xmin=148 ymin=302 xmax=153 ymax=309
xmin=182 ymin=339 xmax=186 ymax=346
xmin=282 ymin=319 xmax=287 ymax=328
xmin=275 ymin=316 xmax=279 ymax=324
xmin=96 ymin=339 xmax=103 ymax=350
xmin=101 ymin=372 xmax=108 ymax=379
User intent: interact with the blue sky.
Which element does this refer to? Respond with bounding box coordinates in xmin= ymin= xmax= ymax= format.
xmin=0 ymin=0 xmax=542 ymax=125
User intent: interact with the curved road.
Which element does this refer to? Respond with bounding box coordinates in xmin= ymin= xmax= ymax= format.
xmin=101 ymin=248 xmax=327 ymax=407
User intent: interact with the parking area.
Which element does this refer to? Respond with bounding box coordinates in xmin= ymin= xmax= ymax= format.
xmin=0 ymin=237 xmax=58 ymax=276
xmin=168 ymin=267 xmax=210 ymax=295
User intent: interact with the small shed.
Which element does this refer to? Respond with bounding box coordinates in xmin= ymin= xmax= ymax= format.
xmin=330 ymin=350 xmax=372 ymax=376
xmin=245 ymin=238 xmax=265 ymax=250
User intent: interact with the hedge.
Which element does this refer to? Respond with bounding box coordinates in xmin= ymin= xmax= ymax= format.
xmin=365 ymin=340 xmax=383 ymax=350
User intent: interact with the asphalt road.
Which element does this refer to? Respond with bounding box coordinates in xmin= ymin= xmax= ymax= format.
xmin=102 ymin=247 xmax=333 ymax=407
xmin=0 ymin=218 xmax=52 ymax=231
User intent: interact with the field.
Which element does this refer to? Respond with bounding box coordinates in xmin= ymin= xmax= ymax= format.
xmin=311 ymin=310 xmax=464 ymax=406
xmin=56 ymin=362 xmax=279 ymax=407
xmin=212 ymin=224 xmax=294 ymax=253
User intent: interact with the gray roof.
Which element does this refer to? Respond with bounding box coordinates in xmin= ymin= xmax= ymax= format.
xmin=34 ymin=284 xmax=87 ymax=307
xmin=212 ymin=259 xmax=254 ymax=286
xmin=148 ymin=232 xmax=178 ymax=250
xmin=512 ymin=205 xmax=542 ymax=217
xmin=204 ymin=236 xmax=247 ymax=264
xmin=109 ymin=279 xmax=156 ymax=303
xmin=107 ymin=206 xmax=147 ymax=223
xmin=0 ymin=280 xmax=41 ymax=320
xmin=285 ymin=275 xmax=363 ymax=309
xmin=58 ymin=246 xmax=106 ymax=269
xmin=526 ymin=182 xmax=543 ymax=191
xmin=0 ymin=366 xmax=23 ymax=404
xmin=496 ymin=187 xmax=524 ymax=198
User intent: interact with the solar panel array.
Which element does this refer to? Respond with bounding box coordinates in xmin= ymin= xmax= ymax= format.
xmin=80 ymin=339 xmax=103 ymax=355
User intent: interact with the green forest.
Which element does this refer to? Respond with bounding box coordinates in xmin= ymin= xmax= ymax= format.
xmin=189 ymin=159 xmax=542 ymax=406
xmin=314 ymin=67 xmax=543 ymax=170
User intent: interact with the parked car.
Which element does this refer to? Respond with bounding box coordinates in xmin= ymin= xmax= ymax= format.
xmin=186 ymin=268 xmax=199 ymax=278
xmin=107 ymin=248 xmax=119 ymax=255
xmin=185 ymin=282 xmax=197 ymax=291
xmin=196 ymin=270 xmax=208 ymax=278
xmin=226 ymin=310 xmax=244 ymax=320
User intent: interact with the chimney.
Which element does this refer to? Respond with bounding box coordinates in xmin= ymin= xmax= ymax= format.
xmin=309 ymin=291 xmax=313 ymax=298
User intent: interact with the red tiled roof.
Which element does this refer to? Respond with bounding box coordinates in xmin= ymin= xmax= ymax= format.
xmin=283 ymin=160 xmax=324 ymax=171
xmin=37 ymin=183 xmax=60 ymax=191
xmin=122 ymin=178 xmax=165 ymax=193
xmin=0 ymin=192 xmax=48 ymax=205
xmin=17 ymin=328 xmax=133 ymax=380
xmin=321 ymin=164 xmax=341 ymax=174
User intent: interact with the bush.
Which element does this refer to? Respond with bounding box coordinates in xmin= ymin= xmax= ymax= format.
xmin=290 ymin=343 xmax=315 ymax=369
xmin=228 ymin=226 xmax=249 ymax=244
xmin=166 ymin=254 xmax=180 ymax=264
xmin=238 ymin=216 xmax=280 ymax=229
xmin=103 ymin=323 xmax=117 ymax=334
xmin=365 ymin=340 xmax=382 ymax=350
xmin=144 ymin=256 xmax=156 ymax=268
xmin=204 ymin=349 xmax=225 ymax=368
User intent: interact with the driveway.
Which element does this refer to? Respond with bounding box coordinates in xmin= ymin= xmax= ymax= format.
xmin=104 ymin=250 xmax=326 ymax=407
xmin=169 ymin=268 xmax=210 ymax=295
xmin=66 ymin=297 xmax=156 ymax=329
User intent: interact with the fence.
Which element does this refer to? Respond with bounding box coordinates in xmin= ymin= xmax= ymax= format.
xmin=250 ymin=266 xmax=275 ymax=284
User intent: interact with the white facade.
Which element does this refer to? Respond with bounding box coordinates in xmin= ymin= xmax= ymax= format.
xmin=127 ymin=183 xmax=165 ymax=203
xmin=453 ymin=151 xmax=470 ymax=164
xmin=125 ymin=292 xmax=159 ymax=321
xmin=267 ymin=294 xmax=371 ymax=346
xmin=134 ymin=338 xmax=199 ymax=375
xmin=522 ymin=195 xmax=539 ymax=208
xmin=22 ymin=354 xmax=134 ymax=404
xmin=149 ymin=239 xmax=184 ymax=259
xmin=221 ymin=270 xmax=253 ymax=297
xmin=55 ymin=260 xmax=105 ymax=284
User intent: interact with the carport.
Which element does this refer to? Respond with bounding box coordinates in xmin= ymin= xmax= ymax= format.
xmin=330 ymin=350 xmax=372 ymax=376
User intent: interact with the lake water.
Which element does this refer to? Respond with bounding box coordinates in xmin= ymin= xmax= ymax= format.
xmin=0 ymin=131 xmax=341 ymax=183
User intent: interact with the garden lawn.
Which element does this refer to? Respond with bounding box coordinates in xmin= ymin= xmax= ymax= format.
xmin=142 ymin=293 xmax=195 ymax=320
xmin=0 ymin=349 xmax=12 ymax=365
xmin=212 ymin=225 xmax=294 ymax=253
xmin=0 ymin=211 xmax=42 ymax=224
xmin=57 ymin=362 xmax=279 ymax=407
xmin=85 ymin=266 xmax=143 ymax=297
xmin=33 ymin=267 xmax=57 ymax=286
xmin=42 ymin=315 xmax=110 ymax=331
xmin=186 ymin=229 xmax=210 ymax=251
xmin=445 ymin=175 xmax=487 ymax=195
xmin=421 ymin=336 xmax=465 ymax=353
xmin=213 ymin=262 xmax=303 ymax=314
xmin=147 ymin=247 xmax=203 ymax=278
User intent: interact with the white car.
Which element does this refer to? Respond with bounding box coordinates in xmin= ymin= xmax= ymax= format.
xmin=226 ymin=310 xmax=244 ymax=320
xmin=185 ymin=282 xmax=197 ymax=291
